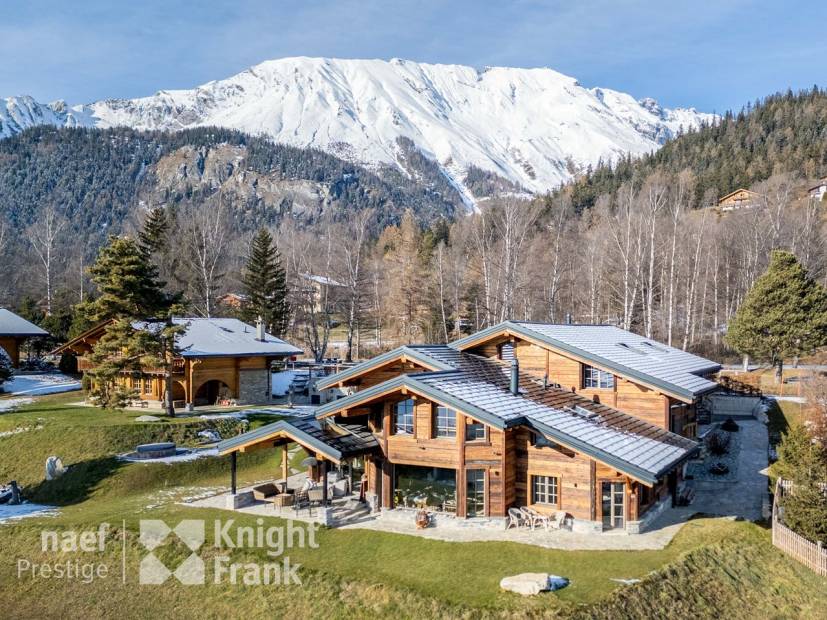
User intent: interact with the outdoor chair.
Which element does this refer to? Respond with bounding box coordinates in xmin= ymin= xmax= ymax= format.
xmin=520 ymin=506 xmax=551 ymax=531
xmin=550 ymin=510 xmax=567 ymax=530
xmin=307 ymin=487 xmax=325 ymax=509
xmin=293 ymin=489 xmax=310 ymax=515
xmin=506 ymin=507 xmax=525 ymax=529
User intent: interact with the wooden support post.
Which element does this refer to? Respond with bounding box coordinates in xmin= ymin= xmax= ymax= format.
xmin=281 ymin=443 xmax=289 ymax=489
xmin=321 ymin=459 xmax=329 ymax=506
xmin=230 ymin=451 xmax=237 ymax=495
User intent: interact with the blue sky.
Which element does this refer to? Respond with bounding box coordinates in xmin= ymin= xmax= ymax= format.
xmin=2 ymin=1 xmax=826 ymax=113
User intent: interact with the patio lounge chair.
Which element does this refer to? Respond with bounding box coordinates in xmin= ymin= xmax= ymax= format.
xmin=506 ymin=507 xmax=525 ymax=529
xmin=520 ymin=506 xmax=551 ymax=531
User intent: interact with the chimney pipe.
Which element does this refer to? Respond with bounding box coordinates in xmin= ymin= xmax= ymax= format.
xmin=510 ymin=358 xmax=519 ymax=396
xmin=256 ymin=316 xmax=265 ymax=341
xmin=565 ymin=313 xmax=572 ymax=325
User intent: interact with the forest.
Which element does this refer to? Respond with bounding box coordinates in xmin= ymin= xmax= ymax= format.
xmin=1 ymin=88 xmax=827 ymax=362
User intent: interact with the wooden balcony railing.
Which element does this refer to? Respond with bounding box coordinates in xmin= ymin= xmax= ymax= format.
xmin=76 ymin=356 xmax=184 ymax=374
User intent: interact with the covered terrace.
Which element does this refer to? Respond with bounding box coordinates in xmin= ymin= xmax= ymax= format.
xmin=215 ymin=414 xmax=379 ymax=524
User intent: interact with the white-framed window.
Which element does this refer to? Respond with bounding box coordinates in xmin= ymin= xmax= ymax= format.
xmin=583 ymin=365 xmax=614 ymax=389
xmin=433 ymin=405 xmax=456 ymax=438
xmin=531 ymin=475 xmax=559 ymax=506
xmin=395 ymin=399 xmax=415 ymax=435
xmin=465 ymin=420 xmax=486 ymax=441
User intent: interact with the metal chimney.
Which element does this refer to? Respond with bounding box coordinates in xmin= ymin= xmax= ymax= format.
xmin=510 ymin=358 xmax=519 ymax=395
xmin=256 ymin=316 xmax=266 ymax=341
xmin=565 ymin=313 xmax=572 ymax=325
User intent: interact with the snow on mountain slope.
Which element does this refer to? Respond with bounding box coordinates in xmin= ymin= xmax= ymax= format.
xmin=0 ymin=57 xmax=714 ymax=196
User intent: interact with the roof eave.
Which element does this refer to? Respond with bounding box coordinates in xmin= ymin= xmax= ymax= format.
xmin=452 ymin=321 xmax=716 ymax=402
xmin=315 ymin=346 xmax=452 ymax=391
xmin=315 ymin=373 xmax=508 ymax=431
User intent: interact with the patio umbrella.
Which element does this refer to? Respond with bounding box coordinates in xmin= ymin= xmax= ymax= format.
xmin=300 ymin=456 xmax=318 ymax=468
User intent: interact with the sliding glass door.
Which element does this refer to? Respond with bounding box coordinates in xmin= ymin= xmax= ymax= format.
xmin=466 ymin=469 xmax=485 ymax=517
xmin=601 ymin=481 xmax=625 ymax=529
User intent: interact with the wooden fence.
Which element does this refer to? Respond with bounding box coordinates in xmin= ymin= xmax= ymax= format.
xmin=772 ymin=479 xmax=827 ymax=576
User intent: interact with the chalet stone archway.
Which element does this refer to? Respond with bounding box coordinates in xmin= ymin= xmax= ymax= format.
xmin=193 ymin=379 xmax=234 ymax=406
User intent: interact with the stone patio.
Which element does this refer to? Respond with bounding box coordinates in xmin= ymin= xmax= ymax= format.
xmin=184 ymin=418 xmax=770 ymax=551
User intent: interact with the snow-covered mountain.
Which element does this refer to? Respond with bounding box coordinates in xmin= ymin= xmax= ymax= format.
xmin=0 ymin=57 xmax=714 ymax=198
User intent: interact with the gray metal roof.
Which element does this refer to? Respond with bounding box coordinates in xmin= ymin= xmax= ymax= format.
xmin=316 ymin=349 xmax=698 ymax=484
xmin=451 ymin=321 xmax=720 ymax=400
xmin=137 ymin=318 xmax=302 ymax=358
xmin=217 ymin=413 xmax=378 ymax=461
xmin=0 ymin=308 xmax=49 ymax=337
xmin=315 ymin=345 xmax=456 ymax=390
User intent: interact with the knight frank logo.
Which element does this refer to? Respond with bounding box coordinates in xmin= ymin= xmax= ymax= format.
xmin=139 ymin=519 xmax=205 ymax=585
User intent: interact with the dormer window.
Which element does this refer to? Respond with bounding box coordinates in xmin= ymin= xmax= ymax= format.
xmin=583 ymin=365 xmax=614 ymax=389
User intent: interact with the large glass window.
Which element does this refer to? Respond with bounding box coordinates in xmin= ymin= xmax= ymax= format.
xmin=393 ymin=465 xmax=456 ymax=512
xmin=395 ymin=399 xmax=414 ymax=435
xmin=583 ymin=365 xmax=614 ymax=389
xmin=433 ymin=406 xmax=456 ymax=438
xmin=465 ymin=420 xmax=486 ymax=441
xmin=531 ymin=475 xmax=559 ymax=506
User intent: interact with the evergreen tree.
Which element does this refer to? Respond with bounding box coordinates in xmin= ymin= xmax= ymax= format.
xmin=726 ymin=251 xmax=827 ymax=381
xmin=84 ymin=235 xmax=184 ymax=412
xmin=88 ymin=235 xmax=171 ymax=322
xmin=0 ymin=346 xmax=13 ymax=390
xmin=781 ymin=434 xmax=827 ymax=544
xmin=138 ymin=206 xmax=168 ymax=258
xmin=240 ymin=228 xmax=290 ymax=337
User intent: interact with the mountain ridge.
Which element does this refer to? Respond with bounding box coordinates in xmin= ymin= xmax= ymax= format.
xmin=0 ymin=56 xmax=714 ymax=201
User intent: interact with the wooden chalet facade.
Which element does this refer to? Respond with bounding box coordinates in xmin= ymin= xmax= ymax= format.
xmin=716 ymin=188 xmax=761 ymax=211
xmin=0 ymin=308 xmax=49 ymax=368
xmin=56 ymin=318 xmax=302 ymax=407
xmin=219 ymin=322 xmax=720 ymax=534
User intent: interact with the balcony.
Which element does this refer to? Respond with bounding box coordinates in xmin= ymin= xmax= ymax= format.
xmin=76 ymin=356 xmax=185 ymax=374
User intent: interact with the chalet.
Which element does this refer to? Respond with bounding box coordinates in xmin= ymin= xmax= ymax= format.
xmin=808 ymin=177 xmax=827 ymax=202
xmin=716 ymin=188 xmax=761 ymax=211
xmin=217 ymin=322 xmax=720 ymax=533
xmin=0 ymin=308 xmax=49 ymax=367
xmin=55 ymin=317 xmax=302 ymax=407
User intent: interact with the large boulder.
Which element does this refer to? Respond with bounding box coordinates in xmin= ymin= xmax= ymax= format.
xmin=45 ymin=456 xmax=67 ymax=480
xmin=500 ymin=573 xmax=568 ymax=596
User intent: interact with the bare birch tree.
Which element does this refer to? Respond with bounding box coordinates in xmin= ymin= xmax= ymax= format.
xmin=26 ymin=205 xmax=66 ymax=315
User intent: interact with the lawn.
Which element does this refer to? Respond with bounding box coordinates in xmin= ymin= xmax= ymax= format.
xmin=1 ymin=393 xmax=826 ymax=619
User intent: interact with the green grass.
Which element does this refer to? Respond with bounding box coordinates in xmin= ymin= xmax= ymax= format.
xmin=1 ymin=393 xmax=826 ymax=619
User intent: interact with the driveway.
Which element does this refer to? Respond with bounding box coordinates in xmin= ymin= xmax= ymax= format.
xmin=688 ymin=419 xmax=769 ymax=521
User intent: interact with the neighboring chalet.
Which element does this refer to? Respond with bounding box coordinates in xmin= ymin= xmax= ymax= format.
xmin=716 ymin=188 xmax=761 ymax=211
xmin=218 ymin=322 xmax=720 ymax=533
xmin=808 ymin=177 xmax=827 ymax=202
xmin=0 ymin=308 xmax=49 ymax=367
xmin=56 ymin=318 xmax=302 ymax=407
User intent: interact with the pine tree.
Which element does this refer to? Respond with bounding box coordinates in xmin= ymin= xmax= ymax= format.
xmin=88 ymin=235 xmax=171 ymax=322
xmin=726 ymin=251 xmax=827 ymax=381
xmin=0 ymin=346 xmax=13 ymax=390
xmin=240 ymin=228 xmax=290 ymax=337
xmin=139 ymin=207 xmax=168 ymax=258
xmin=84 ymin=235 xmax=184 ymax=412
xmin=781 ymin=435 xmax=827 ymax=544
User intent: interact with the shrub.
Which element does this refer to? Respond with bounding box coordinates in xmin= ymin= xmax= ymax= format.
xmin=58 ymin=352 xmax=78 ymax=375
xmin=706 ymin=430 xmax=732 ymax=456
xmin=721 ymin=417 xmax=740 ymax=432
